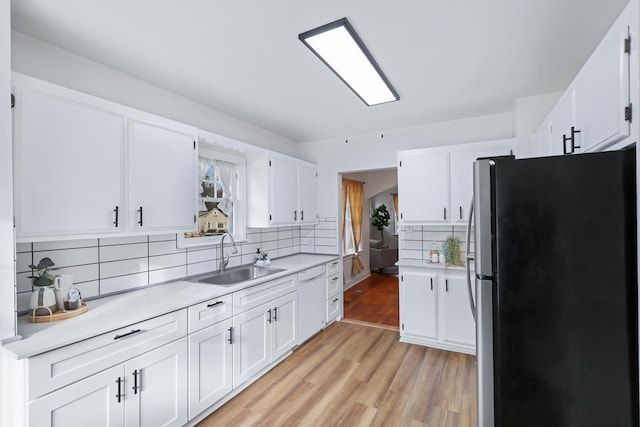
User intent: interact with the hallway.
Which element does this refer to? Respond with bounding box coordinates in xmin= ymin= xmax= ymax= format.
xmin=343 ymin=272 xmax=399 ymax=328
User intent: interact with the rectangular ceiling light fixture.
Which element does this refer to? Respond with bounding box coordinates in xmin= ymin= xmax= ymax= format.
xmin=299 ymin=18 xmax=399 ymax=106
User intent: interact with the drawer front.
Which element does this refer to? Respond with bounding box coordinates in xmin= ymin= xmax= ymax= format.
xmin=188 ymin=294 xmax=233 ymax=333
xmin=298 ymin=265 xmax=325 ymax=282
xmin=28 ymin=309 xmax=187 ymax=399
xmin=326 ymin=295 xmax=341 ymax=322
xmin=326 ymin=273 xmax=341 ymax=299
xmin=326 ymin=259 xmax=340 ymax=276
xmin=232 ymin=275 xmax=297 ymax=314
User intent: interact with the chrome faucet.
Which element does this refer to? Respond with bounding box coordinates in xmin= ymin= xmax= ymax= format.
xmin=219 ymin=233 xmax=238 ymax=272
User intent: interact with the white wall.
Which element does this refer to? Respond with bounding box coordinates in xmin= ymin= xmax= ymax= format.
xmin=513 ymin=91 xmax=562 ymax=158
xmin=11 ymin=32 xmax=299 ymax=157
xmin=0 ymin=0 xmax=14 ymax=341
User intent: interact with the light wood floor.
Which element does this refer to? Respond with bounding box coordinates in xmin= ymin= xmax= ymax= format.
xmin=198 ymin=321 xmax=477 ymax=427
xmin=343 ymin=272 xmax=399 ymax=328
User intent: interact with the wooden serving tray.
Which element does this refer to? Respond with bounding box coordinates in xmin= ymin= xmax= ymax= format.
xmin=28 ymin=303 xmax=88 ymax=323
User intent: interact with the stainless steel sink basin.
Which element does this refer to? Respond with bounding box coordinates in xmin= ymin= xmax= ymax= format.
xmin=198 ymin=265 xmax=286 ymax=286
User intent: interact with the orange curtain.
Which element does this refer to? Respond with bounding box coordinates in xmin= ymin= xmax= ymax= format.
xmin=342 ymin=178 xmax=364 ymax=275
xmin=391 ymin=193 xmax=398 ymax=218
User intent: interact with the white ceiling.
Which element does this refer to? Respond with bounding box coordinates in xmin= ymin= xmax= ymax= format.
xmin=11 ymin=0 xmax=630 ymax=143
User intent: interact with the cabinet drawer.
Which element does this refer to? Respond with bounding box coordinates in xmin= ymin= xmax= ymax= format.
xmin=28 ymin=309 xmax=187 ymax=399
xmin=233 ymin=275 xmax=296 ymax=314
xmin=327 ymin=295 xmax=341 ymax=322
xmin=188 ymin=294 xmax=233 ymax=333
xmin=326 ymin=273 xmax=341 ymax=299
xmin=326 ymin=259 xmax=340 ymax=276
xmin=298 ymin=265 xmax=325 ymax=282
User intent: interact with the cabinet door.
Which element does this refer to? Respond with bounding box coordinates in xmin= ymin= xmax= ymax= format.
xmin=272 ymin=293 xmax=298 ymax=360
xmin=450 ymin=145 xmax=510 ymax=223
xmin=124 ymin=338 xmax=188 ymax=427
xmin=400 ymin=270 xmax=438 ymax=339
xmin=297 ymin=164 xmax=318 ymax=224
xmin=129 ymin=119 xmax=197 ymax=232
xmin=14 ymin=87 xmax=124 ymax=238
xmin=232 ymin=304 xmax=271 ymax=388
xmin=441 ymin=275 xmax=475 ymax=347
xmin=573 ymin=17 xmax=631 ymax=151
xmin=398 ymin=151 xmax=449 ymax=223
xmin=188 ymin=319 xmax=233 ymax=420
xmin=268 ymin=156 xmax=298 ymax=225
xmin=548 ymin=93 xmax=574 ymax=156
xmin=28 ymin=365 xmax=123 ymax=427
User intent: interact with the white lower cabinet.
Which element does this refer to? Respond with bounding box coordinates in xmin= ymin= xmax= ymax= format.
xmin=399 ymin=267 xmax=475 ymax=354
xmin=188 ymin=318 xmax=233 ymax=420
xmin=29 ymin=338 xmax=188 ymax=427
xmin=232 ymin=292 xmax=297 ymax=388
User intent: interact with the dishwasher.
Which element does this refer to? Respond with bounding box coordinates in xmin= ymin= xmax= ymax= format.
xmin=298 ymin=264 xmax=326 ymax=344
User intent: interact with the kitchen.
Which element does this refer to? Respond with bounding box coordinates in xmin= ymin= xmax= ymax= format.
xmin=0 ymin=1 xmax=639 ymax=426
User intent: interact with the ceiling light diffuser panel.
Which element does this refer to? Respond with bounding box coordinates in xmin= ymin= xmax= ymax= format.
xmin=299 ymin=18 xmax=399 ymax=106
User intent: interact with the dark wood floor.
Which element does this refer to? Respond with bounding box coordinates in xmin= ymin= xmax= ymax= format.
xmin=343 ymin=272 xmax=399 ymax=328
xmin=198 ymin=321 xmax=477 ymax=426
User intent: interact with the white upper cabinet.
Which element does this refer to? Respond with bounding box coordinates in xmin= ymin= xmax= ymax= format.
xmin=534 ymin=0 xmax=637 ymax=154
xmin=297 ymin=163 xmax=318 ymax=225
xmin=12 ymin=73 xmax=198 ymax=241
xmin=450 ymin=144 xmax=511 ymax=223
xmin=398 ymin=150 xmax=450 ymax=224
xmin=13 ymin=75 xmax=125 ymax=239
xmin=129 ymin=119 xmax=197 ymax=232
xmin=247 ymin=150 xmax=318 ymax=227
xmin=398 ymin=139 xmax=513 ymax=225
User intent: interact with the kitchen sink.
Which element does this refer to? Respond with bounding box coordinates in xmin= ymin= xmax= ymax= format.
xmin=198 ymin=265 xmax=286 ymax=286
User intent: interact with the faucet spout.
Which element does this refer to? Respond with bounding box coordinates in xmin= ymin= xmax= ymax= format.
xmin=219 ymin=233 xmax=238 ymax=272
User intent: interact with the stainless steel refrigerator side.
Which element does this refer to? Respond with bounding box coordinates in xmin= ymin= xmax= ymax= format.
xmin=476 ymin=278 xmax=494 ymax=427
xmin=473 ymin=158 xmax=495 ymax=427
xmin=473 ymin=160 xmax=493 ymax=277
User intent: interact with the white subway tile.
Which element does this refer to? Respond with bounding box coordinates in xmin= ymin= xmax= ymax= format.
xmin=314 ymin=237 xmax=337 ymax=247
xmin=100 ymin=273 xmax=148 ymax=294
xmin=149 ymin=266 xmax=187 ymax=285
xmin=187 ymin=260 xmax=217 ymax=276
xmin=261 ymin=231 xmax=278 ymax=242
xmin=401 ymin=249 xmax=423 ymax=260
xmin=278 ymin=238 xmax=294 ymax=249
xmin=262 ymin=240 xmax=278 ymax=252
xmin=149 ymin=253 xmax=186 ymax=271
xmin=316 ymin=221 xmax=336 ymax=230
xmin=314 ymin=246 xmax=338 ymax=255
xmin=402 ymin=240 xmax=423 ymax=250
xmin=17 ymin=273 xmax=33 ymax=293
xmin=17 ymin=292 xmax=32 ymax=313
xmin=75 ymin=281 xmax=99 ymax=299
xmin=100 ymin=258 xmax=149 ymax=279
xmin=300 ymin=243 xmax=315 ymax=253
xmin=16 ymin=252 xmax=32 ymax=273
xmin=149 ymin=240 xmax=184 ymax=256
xmin=53 ymin=264 xmax=99 ymax=285
xmin=16 ymin=243 xmax=32 ymax=253
xmin=277 ymin=229 xmax=293 ymax=239
xmin=241 ymin=243 xmax=260 ymax=256
xmin=34 ymin=247 xmax=99 ymax=268
xmin=187 ymin=248 xmax=217 ymax=264
xmin=99 ymin=243 xmax=147 ymax=262
xmin=149 ymin=234 xmax=177 ymax=242
xmin=100 ymin=235 xmax=148 ymax=246
xmin=33 ymin=239 xmax=98 ymax=251
xmin=279 ymin=246 xmax=293 ymax=257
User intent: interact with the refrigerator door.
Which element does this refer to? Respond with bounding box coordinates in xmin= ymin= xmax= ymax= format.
xmin=473 ymin=158 xmax=495 ymax=279
xmin=476 ymin=277 xmax=494 ymax=427
xmin=491 ymin=150 xmax=637 ymax=427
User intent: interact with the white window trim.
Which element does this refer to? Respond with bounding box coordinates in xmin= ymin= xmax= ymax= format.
xmin=177 ymin=144 xmax=247 ymax=248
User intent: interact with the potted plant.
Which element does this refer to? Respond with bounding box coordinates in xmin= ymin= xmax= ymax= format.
xmin=371 ymin=204 xmax=391 ymax=246
xmin=442 ymin=236 xmax=464 ymax=267
xmin=28 ymin=257 xmax=58 ymax=315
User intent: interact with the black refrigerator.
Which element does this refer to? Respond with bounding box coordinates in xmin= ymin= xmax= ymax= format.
xmin=471 ymin=149 xmax=638 ymax=427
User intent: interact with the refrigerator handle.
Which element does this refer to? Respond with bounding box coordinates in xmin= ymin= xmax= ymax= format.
xmin=465 ymin=197 xmax=477 ymax=321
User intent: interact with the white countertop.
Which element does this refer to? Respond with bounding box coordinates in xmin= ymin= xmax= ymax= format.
xmin=396 ymin=259 xmax=471 ymax=272
xmin=3 ymin=253 xmax=339 ymax=360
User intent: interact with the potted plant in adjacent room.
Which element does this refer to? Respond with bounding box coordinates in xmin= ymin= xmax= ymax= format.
xmin=28 ymin=257 xmax=58 ymax=316
xmin=371 ymin=204 xmax=391 ymax=247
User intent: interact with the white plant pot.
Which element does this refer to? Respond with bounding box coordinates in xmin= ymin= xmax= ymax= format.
xmin=29 ymin=287 xmax=57 ymax=316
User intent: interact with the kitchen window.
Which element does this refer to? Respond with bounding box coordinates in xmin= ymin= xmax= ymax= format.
xmin=177 ymin=145 xmax=246 ymax=247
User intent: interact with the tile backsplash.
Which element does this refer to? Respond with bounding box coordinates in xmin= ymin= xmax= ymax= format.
xmin=15 ymin=217 xmax=338 ymax=314
xmin=399 ymin=224 xmax=473 ymax=262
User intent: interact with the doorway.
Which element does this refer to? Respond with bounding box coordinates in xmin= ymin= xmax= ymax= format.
xmin=340 ymin=169 xmax=399 ymax=329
